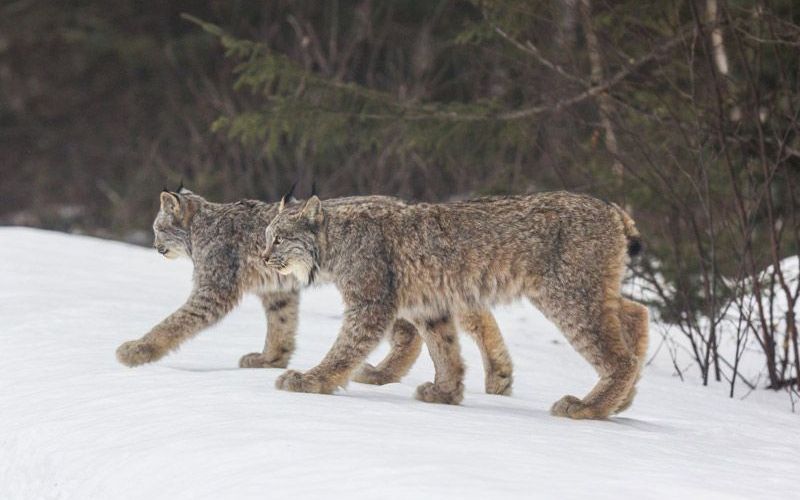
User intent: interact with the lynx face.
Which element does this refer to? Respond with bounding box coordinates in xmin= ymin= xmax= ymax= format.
xmin=152 ymin=191 xmax=193 ymax=260
xmin=262 ymin=196 xmax=322 ymax=286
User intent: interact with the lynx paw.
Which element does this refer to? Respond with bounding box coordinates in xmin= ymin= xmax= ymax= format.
xmin=116 ymin=340 xmax=164 ymax=367
xmin=239 ymin=352 xmax=289 ymax=369
xmin=485 ymin=371 xmax=513 ymax=396
xmin=351 ymin=363 xmax=400 ymax=385
xmin=550 ymin=395 xmax=609 ymax=420
xmin=275 ymin=370 xmax=334 ymax=394
xmin=414 ymin=381 xmax=464 ymax=405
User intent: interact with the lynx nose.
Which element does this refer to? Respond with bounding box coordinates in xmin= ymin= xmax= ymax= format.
xmin=156 ymin=246 xmax=167 ymax=255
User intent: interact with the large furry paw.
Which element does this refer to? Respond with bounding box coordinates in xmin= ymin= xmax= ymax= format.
xmin=550 ymin=395 xmax=610 ymax=420
xmin=414 ymin=381 xmax=464 ymax=405
xmin=351 ymin=363 xmax=401 ymax=385
xmin=116 ymin=340 xmax=165 ymax=367
xmin=275 ymin=370 xmax=335 ymax=394
xmin=239 ymin=352 xmax=289 ymax=369
xmin=485 ymin=371 xmax=513 ymax=396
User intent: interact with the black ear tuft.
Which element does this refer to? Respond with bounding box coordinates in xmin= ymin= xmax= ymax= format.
xmin=311 ymin=180 xmax=318 ymax=197
xmin=278 ymin=180 xmax=298 ymax=212
xmin=176 ymin=179 xmax=184 ymax=193
xmin=284 ymin=180 xmax=297 ymax=201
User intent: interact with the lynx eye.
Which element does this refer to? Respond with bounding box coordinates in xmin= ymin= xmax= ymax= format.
xmin=273 ymin=237 xmax=283 ymax=246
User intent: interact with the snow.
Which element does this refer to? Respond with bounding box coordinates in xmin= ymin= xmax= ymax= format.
xmin=629 ymin=256 xmax=800 ymax=394
xmin=1 ymin=227 xmax=797 ymax=500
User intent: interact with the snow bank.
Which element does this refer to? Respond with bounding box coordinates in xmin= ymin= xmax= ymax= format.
xmin=629 ymin=255 xmax=800 ymax=394
xmin=1 ymin=228 xmax=797 ymax=499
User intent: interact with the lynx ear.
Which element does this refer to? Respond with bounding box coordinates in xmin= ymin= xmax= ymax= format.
xmin=301 ymin=195 xmax=323 ymax=224
xmin=160 ymin=191 xmax=180 ymax=214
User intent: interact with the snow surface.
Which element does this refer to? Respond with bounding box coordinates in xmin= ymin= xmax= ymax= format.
xmin=1 ymin=227 xmax=797 ymax=500
xmin=627 ymin=256 xmax=800 ymax=392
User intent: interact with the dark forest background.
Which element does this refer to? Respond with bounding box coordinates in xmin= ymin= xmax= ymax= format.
xmin=1 ymin=0 xmax=799 ymax=397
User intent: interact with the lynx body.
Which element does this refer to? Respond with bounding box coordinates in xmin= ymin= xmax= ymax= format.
xmin=116 ymin=190 xmax=514 ymax=395
xmin=263 ymin=191 xmax=648 ymax=418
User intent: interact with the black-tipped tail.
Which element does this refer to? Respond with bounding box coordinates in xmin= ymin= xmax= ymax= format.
xmin=627 ymin=236 xmax=643 ymax=257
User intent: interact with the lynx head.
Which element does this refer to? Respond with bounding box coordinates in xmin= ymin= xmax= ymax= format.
xmin=152 ymin=186 xmax=202 ymax=260
xmin=262 ymin=195 xmax=323 ymax=286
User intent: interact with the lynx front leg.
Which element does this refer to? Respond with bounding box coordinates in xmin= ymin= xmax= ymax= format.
xmin=457 ymin=309 xmax=513 ymax=395
xmin=275 ymin=302 xmax=394 ymax=394
xmin=414 ymin=315 xmax=465 ymax=405
xmin=352 ymin=318 xmax=423 ymax=385
xmin=240 ymin=291 xmax=300 ymax=368
xmin=116 ymin=282 xmax=239 ymax=367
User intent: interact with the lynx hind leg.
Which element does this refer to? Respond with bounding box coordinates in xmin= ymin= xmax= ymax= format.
xmin=240 ymin=291 xmax=299 ymax=368
xmin=414 ymin=315 xmax=465 ymax=405
xmin=620 ymin=299 xmax=649 ymax=364
xmin=457 ymin=309 xmax=513 ymax=396
xmin=613 ymin=299 xmax=649 ymax=413
xmin=352 ymin=318 xmax=423 ymax=385
xmin=540 ymin=287 xmax=639 ymax=420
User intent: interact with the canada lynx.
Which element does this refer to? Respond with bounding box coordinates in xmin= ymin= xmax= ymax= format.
xmin=115 ymin=189 xmax=514 ymax=395
xmin=263 ymin=192 xmax=648 ymax=418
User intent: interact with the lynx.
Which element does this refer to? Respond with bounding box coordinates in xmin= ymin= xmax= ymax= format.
xmin=262 ymin=191 xmax=648 ymax=418
xmin=115 ymin=188 xmax=515 ymax=395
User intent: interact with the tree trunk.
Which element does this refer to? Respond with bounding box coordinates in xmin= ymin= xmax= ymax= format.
xmin=578 ymin=0 xmax=624 ymax=203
